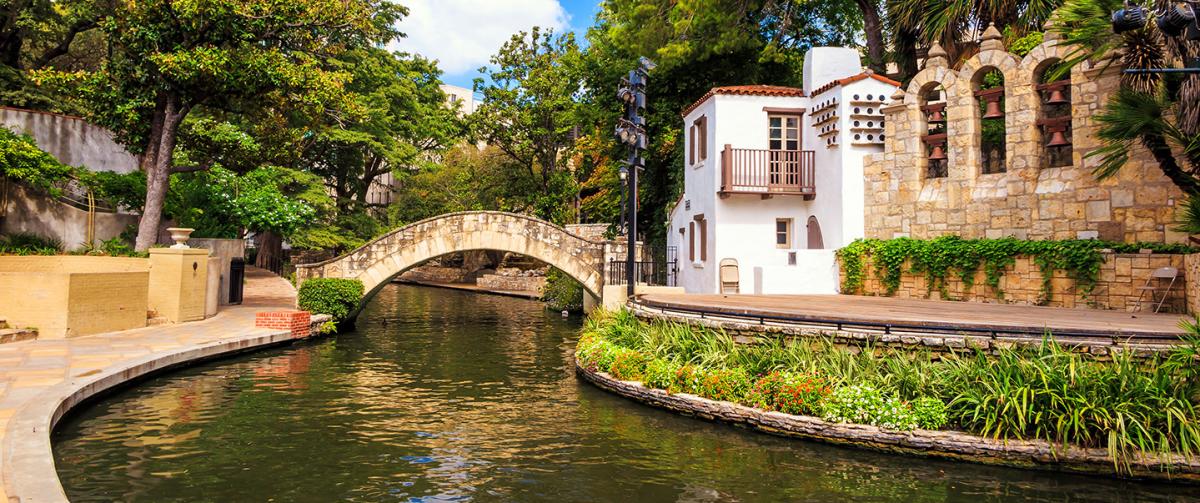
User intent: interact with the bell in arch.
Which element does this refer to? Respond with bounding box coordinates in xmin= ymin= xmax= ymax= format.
xmin=982 ymin=98 xmax=1004 ymax=119
xmin=1046 ymin=129 xmax=1070 ymax=147
xmin=929 ymin=143 xmax=947 ymax=161
xmin=1045 ymin=86 xmax=1069 ymax=105
xmin=928 ymin=108 xmax=945 ymax=122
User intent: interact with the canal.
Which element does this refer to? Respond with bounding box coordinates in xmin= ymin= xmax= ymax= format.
xmin=53 ymin=285 xmax=1195 ymax=502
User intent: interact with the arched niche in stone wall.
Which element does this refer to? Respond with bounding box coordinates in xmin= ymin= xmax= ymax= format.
xmin=956 ymin=47 xmax=1020 ymax=179
xmin=1021 ymin=39 xmax=1080 ymax=171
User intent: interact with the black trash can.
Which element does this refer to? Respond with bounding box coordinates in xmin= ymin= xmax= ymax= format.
xmin=229 ymin=258 xmax=245 ymax=305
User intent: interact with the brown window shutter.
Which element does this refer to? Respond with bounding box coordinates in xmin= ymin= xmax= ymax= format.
xmin=699 ymin=116 xmax=708 ymax=160
xmin=688 ymin=221 xmax=696 ymax=261
xmin=688 ymin=125 xmax=695 ymax=165
xmin=699 ymin=219 xmax=708 ymax=261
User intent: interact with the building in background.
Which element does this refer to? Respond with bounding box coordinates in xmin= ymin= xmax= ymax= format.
xmin=667 ymin=47 xmax=899 ymax=295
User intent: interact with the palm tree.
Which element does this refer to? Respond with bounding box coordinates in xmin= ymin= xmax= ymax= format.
xmin=1052 ymin=0 xmax=1200 ymax=230
xmin=1053 ymin=1 xmax=1199 ymax=180
xmin=886 ymin=0 xmax=1063 ymax=77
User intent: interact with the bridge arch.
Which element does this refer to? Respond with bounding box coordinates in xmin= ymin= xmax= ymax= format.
xmin=294 ymin=212 xmax=606 ymax=308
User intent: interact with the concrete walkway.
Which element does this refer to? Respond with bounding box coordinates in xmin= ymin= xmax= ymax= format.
xmin=0 ymin=267 xmax=305 ymax=502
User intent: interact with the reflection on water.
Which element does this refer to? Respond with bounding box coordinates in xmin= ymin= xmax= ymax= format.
xmin=54 ymin=285 xmax=1197 ymax=502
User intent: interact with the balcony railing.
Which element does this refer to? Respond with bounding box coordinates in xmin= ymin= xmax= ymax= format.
xmin=720 ymin=146 xmax=815 ymax=199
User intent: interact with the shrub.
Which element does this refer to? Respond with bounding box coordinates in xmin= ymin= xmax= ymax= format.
xmin=670 ymin=363 xmax=703 ymax=395
xmin=911 ymin=397 xmax=947 ymax=430
xmin=642 ymin=358 xmax=679 ymax=390
xmin=746 ymin=371 xmax=830 ymax=415
xmin=0 ymin=231 xmax=63 ymax=255
xmin=542 ymin=268 xmax=584 ymax=312
xmin=609 ymin=347 xmax=651 ymax=381
xmin=820 ymin=384 xmax=919 ymax=431
xmin=297 ymin=278 xmax=364 ymax=322
xmin=575 ymin=337 xmax=617 ymax=372
xmin=693 ymin=367 xmax=752 ymax=403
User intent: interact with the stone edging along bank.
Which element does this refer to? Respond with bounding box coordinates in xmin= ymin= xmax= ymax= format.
xmin=3 ymin=314 xmax=332 ymax=503
xmin=575 ymin=364 xmax=1200 ymax=483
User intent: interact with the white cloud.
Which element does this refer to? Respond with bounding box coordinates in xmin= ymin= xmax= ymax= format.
xmin=392 ymin=0 xmax=570 ymax=76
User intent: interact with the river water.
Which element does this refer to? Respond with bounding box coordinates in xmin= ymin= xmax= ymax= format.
xmin=53 ymin=285 xmax=1197 ymax=502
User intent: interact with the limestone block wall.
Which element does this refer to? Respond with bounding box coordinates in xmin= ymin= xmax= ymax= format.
xmin=399 ymin=265 xmax=468 ymax=283
xmin=476 ymin=273 xmax=547 ymax=294
xmin=0 ymin=256 xmax=149 ymax=338
xmin=839 ymin=252 xmax=1190 ymax=312
xmin=864 ymin=34 xmax=1185 ymax=244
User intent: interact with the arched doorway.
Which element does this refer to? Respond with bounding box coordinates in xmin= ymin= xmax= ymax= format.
xmin=806 ymin=216 xmax=823 ymax=249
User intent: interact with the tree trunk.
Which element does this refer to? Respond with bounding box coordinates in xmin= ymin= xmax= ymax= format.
xmin=134 ymin=93 xmax=186 ymax=251
xmin=856 ymin=0 xmax=886 ymax=74
xmin=255 ymin=230 xmax=283 ymax=273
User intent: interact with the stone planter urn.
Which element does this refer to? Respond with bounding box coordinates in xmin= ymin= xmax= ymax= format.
xmin=167 ymin=227 xmax=195 ymax=249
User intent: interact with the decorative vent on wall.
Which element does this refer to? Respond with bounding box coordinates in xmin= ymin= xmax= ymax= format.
xmin=811 ymin=97 xmax=840 ymax=148
xmin=848 ymin=93 xmax=887 ymax=145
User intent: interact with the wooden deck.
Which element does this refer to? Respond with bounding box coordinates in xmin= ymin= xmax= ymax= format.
xmin=636 ymin=294 xmax=1190 ymax=340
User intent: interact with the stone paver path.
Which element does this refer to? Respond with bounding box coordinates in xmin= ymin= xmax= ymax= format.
xmin=0 ymin=267 xmax=301 ymax=502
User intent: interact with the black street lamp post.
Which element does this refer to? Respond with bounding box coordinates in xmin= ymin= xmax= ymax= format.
xmin=615 ymin=57 xmax=654 ymax=297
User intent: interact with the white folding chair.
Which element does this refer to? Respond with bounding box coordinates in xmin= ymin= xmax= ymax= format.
xmin=1134 ymin=266 xmax=1179 ymax=313
xmin=719 ymin=258 xmax=740 ymax=294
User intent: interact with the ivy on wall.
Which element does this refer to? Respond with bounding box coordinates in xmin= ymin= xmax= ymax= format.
xmin=836 ymin=236 xmax=1195 ymax=303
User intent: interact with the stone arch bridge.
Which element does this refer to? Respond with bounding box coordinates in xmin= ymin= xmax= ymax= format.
xmin=294 ymin=212 xmax=637 ymax=310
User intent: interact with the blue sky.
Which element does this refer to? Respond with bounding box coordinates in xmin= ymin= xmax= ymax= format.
xmin=391 ymin=1 xmax=603 ymax=90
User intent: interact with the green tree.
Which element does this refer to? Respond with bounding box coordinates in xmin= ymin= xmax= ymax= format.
xmin=885 ymin=0 xmax=1062 ymax=78
xmin=304 ymin=47 xmax=461 ymax=216
xmin=472 ymin=26 xmax=584 ymax=209
xmin=38 ymin=0 xmax=405 ymax=251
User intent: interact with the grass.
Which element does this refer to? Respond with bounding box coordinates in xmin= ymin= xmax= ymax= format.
xmin=577 ymin=309 xmax=1200 ymax=472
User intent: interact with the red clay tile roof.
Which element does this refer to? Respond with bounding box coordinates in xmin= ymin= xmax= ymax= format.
xmin=810 ymin=71 xmax=902 ymax=96
xmin=681 ymin=85 xmax=806 ymax=116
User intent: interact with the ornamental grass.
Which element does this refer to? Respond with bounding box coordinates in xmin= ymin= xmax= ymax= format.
xmin=576 ymin=309 xmax=1200 ymax=472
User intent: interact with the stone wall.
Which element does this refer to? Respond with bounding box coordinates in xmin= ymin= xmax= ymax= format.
xmin=863 ymin=30 xmax=1185 ymax=244
xmin=1 ymin=182 xmax=140 ymax=250
xmin=0 ymin=256 xmax=149 ymax=338
xmin=476 ymin=273 xmax=547 ymax=294
xmin=399 ymin=265 xmax=467 ymax=284
xmin=839 ymin=252 xmax=1189 ymax=312
xmin=0 ymin=107 xmax=139 ymax=174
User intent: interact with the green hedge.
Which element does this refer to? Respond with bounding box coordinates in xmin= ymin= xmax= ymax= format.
xmin=298 ymin=278 xmax=364 ymax=322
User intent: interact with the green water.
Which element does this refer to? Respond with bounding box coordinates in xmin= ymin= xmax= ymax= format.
xmin=53 ymin=285 xmax=1197 ymax=502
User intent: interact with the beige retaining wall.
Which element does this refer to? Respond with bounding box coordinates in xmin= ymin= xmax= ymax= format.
xmin=577 ymin=365 xmax=1200 ymax=483
xmin=840 ymin=252 xmax=1190 ymax=313
xmin=0 ymin=256 xmax=149 ymax=338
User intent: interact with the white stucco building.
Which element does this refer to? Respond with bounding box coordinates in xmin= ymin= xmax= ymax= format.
xmin=667 ymin=47 xmax=899 ymax=295
xmin=439 ymin=84 xmax=479 ymax=115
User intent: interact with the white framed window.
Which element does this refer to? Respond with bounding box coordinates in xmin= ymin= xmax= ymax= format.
xmin=775 ymin=218 xmax=793 ymax=249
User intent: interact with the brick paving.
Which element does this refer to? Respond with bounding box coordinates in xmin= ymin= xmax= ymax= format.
xmin=0 ymin=267 xmax=300 ymax=501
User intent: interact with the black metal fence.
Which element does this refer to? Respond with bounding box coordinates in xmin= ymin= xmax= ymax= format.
xmin=606 ymin=246 xmax=678 ymax=287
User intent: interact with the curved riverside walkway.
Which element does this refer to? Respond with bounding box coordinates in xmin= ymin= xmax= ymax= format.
xmin=0 ymin=267 xmax=309 ymax=502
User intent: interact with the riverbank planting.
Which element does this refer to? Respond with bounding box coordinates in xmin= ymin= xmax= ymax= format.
xmin=576 ymin=309 xmax=1200 ymax=473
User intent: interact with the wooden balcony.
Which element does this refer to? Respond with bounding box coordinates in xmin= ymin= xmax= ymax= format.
xmin=720 ymin=146 xmax=816 ymax=199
